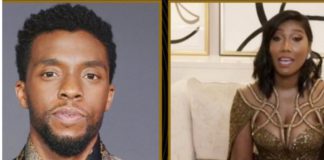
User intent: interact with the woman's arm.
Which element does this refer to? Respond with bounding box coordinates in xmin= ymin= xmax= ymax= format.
xmin=230 ymin=122 xmax=253 ymax=160
xmin=227 ymin=90 xmax=255 ymax=160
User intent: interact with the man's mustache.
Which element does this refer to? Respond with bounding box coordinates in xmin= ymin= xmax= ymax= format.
xmin=48 ymin=100 xmax=87 ymax=117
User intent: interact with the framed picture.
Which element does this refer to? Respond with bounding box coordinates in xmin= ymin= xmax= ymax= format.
xmin=220 ymin=3 xmax=324 ymax=56
xmin=171 ymin=3 xmax=209 ymax=55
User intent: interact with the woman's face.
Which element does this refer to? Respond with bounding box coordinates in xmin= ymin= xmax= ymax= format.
xmin=269 ymin=20 xmax=310 ymax=79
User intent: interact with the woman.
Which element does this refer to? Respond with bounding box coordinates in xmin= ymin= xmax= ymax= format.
xmin=228 ymin=10 xmax=324 ymax=160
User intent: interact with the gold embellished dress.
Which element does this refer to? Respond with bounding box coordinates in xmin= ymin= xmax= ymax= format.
xmin=228 ymin=79 xmax=324 ymax=160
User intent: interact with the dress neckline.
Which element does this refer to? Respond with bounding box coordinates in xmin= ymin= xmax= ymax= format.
xmin=249 ymin=79 xmax=324 ymax=146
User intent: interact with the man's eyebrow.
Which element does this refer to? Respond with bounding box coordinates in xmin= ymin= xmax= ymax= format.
xmin=34 ymin=58 xmax=59 ymax=67
xmin=83 ymin=60 xmax=108 ymax=71
xmin=33 ymin=59 xmax=108 ymax=70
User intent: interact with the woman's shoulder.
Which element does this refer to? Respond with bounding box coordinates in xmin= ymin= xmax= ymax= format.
xmin=236 ymin=82 xmax=264 ymax=105
xmin=230 ymin=83 xmax=257 ymax=122
xmin=230 ymin=82 xmax=264 ymax=116
xmin=313 ymin=79 xmax=324 ymax=89
xmin=310 ymin=79 xmax=324 ymax=105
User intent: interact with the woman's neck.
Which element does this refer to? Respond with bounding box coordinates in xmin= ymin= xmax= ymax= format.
xmin=274 ymin=73 xmax=299 ymax=91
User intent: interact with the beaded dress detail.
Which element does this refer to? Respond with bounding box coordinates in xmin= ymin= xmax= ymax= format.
xmin=228 ymin=80 xmax=324 ymax=160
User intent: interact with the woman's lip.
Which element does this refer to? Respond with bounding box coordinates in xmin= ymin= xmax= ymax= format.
xmin=278 ymin=57 xmax=294 ymax=65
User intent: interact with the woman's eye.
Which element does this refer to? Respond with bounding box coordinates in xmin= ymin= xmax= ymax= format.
xmin=271 ymin=36 xmax=281 ymax=41
xmin=41 ymin=72 xmax=58 ymax=78
xmin=293 ymin=36 xmax=303 ymax=42
xmin=84 ymin=73 xmax=99 ymax=80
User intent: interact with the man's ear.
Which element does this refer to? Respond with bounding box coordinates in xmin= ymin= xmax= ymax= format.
xmin=105 ymin=84 xmax=115 ymax=112
xmin=15 ymin=81 xmax=28 ymax=109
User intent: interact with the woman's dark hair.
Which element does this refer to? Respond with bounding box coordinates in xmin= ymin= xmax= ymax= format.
xmin=16 ymin=3 xmax=116 ymax=83
xmin=253 ymin=10 xmax=322 ymax=98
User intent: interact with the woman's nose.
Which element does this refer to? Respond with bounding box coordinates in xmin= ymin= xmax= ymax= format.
xmin=282 ymin=39 xmax=292 ymax=52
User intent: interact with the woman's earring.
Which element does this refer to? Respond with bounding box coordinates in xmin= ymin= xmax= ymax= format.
xmin=307 ymin=52 xmax=311 ymax=59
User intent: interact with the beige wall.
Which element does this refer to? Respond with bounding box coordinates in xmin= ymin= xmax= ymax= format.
xmin=171 ymin=3 xmax=324 ymax=84
xmin=172 ymin=4 xmax=254 ymax=84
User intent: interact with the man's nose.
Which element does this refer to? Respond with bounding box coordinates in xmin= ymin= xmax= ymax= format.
xmin=58 ymin=75 xmax=83 ymax=100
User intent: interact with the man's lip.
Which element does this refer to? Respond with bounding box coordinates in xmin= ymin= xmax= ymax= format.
xmin=51 ymin=106 xmax=86 ymax=116
xmin=51 ymin=107 xmax=86 ymax=125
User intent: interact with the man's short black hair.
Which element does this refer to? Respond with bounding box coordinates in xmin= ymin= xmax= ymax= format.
xmin=16 ymin=3 xmax=117 ymax=83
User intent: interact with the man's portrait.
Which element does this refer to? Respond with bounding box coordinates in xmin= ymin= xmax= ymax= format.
xmin=3 ymin=2 xmax=159 ymax=159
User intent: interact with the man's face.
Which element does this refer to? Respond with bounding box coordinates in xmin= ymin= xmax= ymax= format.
xmin=16 ymin=30 xmax=115 ymax=156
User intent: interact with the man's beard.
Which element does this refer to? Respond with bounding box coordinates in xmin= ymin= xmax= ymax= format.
xmin=28 ymin=100 xmax=103 ymax=157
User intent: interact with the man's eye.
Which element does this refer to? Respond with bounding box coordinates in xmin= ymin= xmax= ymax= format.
xmin=41 ymin=72 xmax=58 ymax=78
xmin=84 ymin=73 xmax=99 ymax=80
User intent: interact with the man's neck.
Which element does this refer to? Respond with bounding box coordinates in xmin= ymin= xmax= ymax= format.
xmin=29 ymin=128 xmax=99 ymax=160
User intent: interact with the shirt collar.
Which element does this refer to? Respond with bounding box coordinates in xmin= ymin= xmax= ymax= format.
xmin=15 ymin=136 xmax=120 ymax=160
